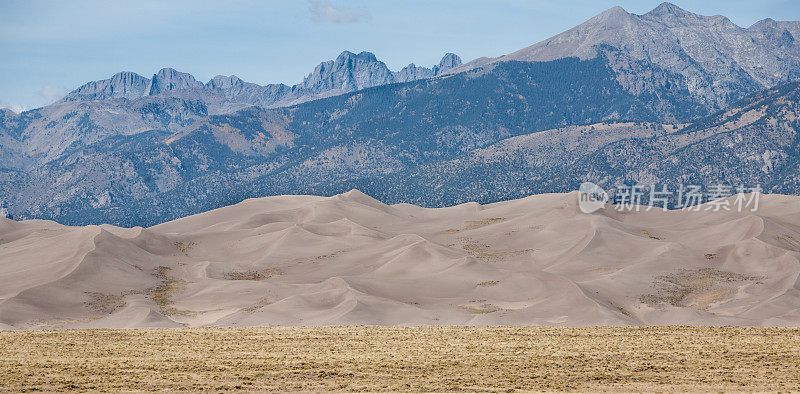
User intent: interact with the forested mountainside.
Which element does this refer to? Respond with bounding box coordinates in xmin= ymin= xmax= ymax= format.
xmin=357 ymin=81 xmax=800 ymax=207
xmin=0 ymin=57 xmax=713 ymax=225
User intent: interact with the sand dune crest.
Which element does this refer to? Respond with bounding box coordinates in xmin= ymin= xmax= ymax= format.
xmin=2 ymin=191 xmax=800 ymax=328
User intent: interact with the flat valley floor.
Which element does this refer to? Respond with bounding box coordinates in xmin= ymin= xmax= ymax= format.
xmin=1 ymin=326 xmax=799 ymax=392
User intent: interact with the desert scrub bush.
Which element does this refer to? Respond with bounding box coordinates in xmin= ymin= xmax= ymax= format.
xmin=223 ymin=268 xmax=285 ymax=281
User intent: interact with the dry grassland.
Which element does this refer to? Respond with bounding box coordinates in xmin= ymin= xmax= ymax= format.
xmin=1 ymin=326 xmax=799 ymax=392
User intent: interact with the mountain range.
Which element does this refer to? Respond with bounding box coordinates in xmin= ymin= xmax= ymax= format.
xmin=1 ymin=2 xmax=799 ymax=226
xmin=485 ymin=3 xmax=800 ymax=109
xmin=62 ymin=51 xmax=463 ymax=108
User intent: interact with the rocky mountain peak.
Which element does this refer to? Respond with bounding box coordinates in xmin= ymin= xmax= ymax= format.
xmin=63 ymin=71 xmax=151 ymax=102
xmin=592 ymin=5 xmax=634 ymax=24
xmin=111 ymin=71 xmax=148 ymax=84
xmin=394 ymin=63 xmax=434 ymax=83
xmin=149 ymin=68 xmax=203 ymax=95
xmin=338 ymin=50 xmax=378 ymax=63
xmin=646 ymin=2 xmax=689 ymax=18
xmin=300 ymin=50 xmax=394 ymax=93
xmin=644 ymin=2 xmax=730 ymax=27
xmin=435 ymin=53 xmax=462 ymax=74
xmin=752 ymin=18 xmax=778 ymax=30
xmin=206 ymin=75 xmax=244 ymax=90
xmin=750 ymin=18 xmax=798 ymax=43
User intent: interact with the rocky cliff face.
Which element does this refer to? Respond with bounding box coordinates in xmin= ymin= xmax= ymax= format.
xmin=298 ymin=51 xmax=395 ymax=93
xmin=148 ymin=68 xmax=204 ymax=95
xmin=434 ymin=53 xmax=462 ymax=74
xmin=63 ymin=71 xmax=152 ymax=101
xmin=298 ymin=51 xmax=463 ymax=93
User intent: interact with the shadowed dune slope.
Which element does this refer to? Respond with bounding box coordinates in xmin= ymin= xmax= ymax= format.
xmin=1 ymin=190 xmax=800 ymax=329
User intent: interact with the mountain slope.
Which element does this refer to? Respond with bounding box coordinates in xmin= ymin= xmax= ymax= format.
xmin=362 ymin=80 xmax=800 ymax=207
xmin=0 ymin=56 xmax=713 ymax=226
xmin=456 ymin=2 xmax=800 ymax=110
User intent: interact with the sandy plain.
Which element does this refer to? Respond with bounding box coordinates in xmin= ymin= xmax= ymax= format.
xmin=1 ymin=326 xmax=799 ymax=392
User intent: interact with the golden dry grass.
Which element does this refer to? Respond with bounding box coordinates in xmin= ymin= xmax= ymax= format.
xmin=1 ymin=326 xmax=799 ymax=392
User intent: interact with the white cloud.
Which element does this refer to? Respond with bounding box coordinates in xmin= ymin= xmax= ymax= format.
xmin=0 ymin=85 xmax=67 ymax=114
xmin=0 ymin=102 xmax=27 ymax=114
xmin=308 ymin=0 xmax=371 ymax=24
xmin=37 ymin=85 xmax=67 ymax=104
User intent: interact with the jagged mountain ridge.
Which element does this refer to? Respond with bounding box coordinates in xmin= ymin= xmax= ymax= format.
xmin=1 ymin=52 xmax=459 ymax=164
xmin=61 ymin=51 xmax=462 ymax=108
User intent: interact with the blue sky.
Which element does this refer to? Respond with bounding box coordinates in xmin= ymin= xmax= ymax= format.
xmin=1 ymin=0 xmax=798 ymax=111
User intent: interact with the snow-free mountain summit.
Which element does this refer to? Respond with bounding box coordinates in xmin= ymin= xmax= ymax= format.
xmin=62 ymin=51 xmax=463 ymax=108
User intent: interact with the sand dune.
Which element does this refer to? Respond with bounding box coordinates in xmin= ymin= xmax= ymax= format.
xmin=2 ymin=190 xmax=800 ymax=329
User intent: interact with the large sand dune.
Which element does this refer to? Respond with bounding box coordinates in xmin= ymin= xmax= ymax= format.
xmin=1 ymin=190 xmax=800 ymax=329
